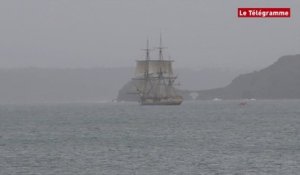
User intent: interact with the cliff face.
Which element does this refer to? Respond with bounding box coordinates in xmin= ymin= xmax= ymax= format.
xmin=117 ymin=81 xmax=140 ymax=102
xmin=118 ymin=54 xmax=300 ymax=101
xmin=196 ymin=54 xmax=300 ymax=100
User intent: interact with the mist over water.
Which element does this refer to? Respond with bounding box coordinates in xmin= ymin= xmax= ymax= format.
xmin=0 ymin=0 xmax=299 ymax=69
xmin=1 ymin=100 xmax=299 ymax=174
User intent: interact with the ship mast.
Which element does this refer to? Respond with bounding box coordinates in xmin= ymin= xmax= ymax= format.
xmin=158 ymin=34 xmax=164 ymax=60
xmin=142 ymin=39 xmax=151 ymax=98
xmin=144 ymin=39 xmax=150 ymax=75
xmin=158 ymin=35 xmax=175 ymax=97
xmin=157 ymin=34 xmax=169 ymax=97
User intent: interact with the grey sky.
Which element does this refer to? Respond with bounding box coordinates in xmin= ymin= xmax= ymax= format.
xmin=0 ymin=0 xmax=299 ymax=69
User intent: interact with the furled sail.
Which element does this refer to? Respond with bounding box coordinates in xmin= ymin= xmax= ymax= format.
xmin=135 ymin=60 xmax=173 ymax=76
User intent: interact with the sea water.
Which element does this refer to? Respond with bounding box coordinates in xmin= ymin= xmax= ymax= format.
xmin=0 ymin=100 xmax=299 ymax=174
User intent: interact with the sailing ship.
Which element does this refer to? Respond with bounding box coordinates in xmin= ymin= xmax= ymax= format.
xmin=132 ymin=37 xmax=183 ymax=105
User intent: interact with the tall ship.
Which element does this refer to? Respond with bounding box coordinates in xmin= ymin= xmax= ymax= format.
xmin=132 ymin=37 xmax=183 ymax=105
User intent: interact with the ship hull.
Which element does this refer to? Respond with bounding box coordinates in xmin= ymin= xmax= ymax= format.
xmin=140 ymin=96 xmax=183 ymax=105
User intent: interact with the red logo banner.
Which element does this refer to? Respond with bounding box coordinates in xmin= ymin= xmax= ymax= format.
xmin=238 ymin=8 xmax=291 ymax=18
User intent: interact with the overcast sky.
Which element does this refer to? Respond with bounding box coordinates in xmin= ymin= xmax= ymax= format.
xmin=0 ymin=0 xmax=299 ymax=69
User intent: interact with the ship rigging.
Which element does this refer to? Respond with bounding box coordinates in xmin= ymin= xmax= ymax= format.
xmin=132 ymin=36 xmax=183 ymax=105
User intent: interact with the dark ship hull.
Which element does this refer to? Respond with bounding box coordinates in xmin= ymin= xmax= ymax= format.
xmin=140 ymin=96 xmax=183 ymax=105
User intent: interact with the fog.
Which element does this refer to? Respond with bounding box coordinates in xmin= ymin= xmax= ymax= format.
xmin=0 ymin=0 xmax=299 ymax=69
xmin=0 ymin=0 xmax=299 ymax=103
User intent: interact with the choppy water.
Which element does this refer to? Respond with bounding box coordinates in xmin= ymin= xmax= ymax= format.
xmin=0 ymin=100 xmax=300 ymax=175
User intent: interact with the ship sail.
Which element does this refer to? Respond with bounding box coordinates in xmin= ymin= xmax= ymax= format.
xmin=135 ymin=60 xmax=173 ymax=76
xmin=132 ymin=37 xmax=183 ymax=105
